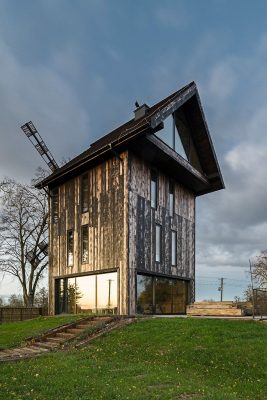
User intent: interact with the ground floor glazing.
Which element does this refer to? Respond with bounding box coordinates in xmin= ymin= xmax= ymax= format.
xmin=55 ymin=271 xmax=189 ymax=315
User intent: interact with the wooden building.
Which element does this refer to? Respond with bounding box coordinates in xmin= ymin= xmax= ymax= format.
xmin=37 ymin=81 xmax=224 ymax=316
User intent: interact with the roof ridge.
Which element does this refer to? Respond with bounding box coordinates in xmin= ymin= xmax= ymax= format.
xmin=90 ymin=81 xmax=195 ymax=149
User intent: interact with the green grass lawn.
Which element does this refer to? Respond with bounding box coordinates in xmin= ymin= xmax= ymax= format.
xmin=0 ymin=314 xmax=87 ymax=349
xmin=0 ymin=318 xmax=266 ymax=400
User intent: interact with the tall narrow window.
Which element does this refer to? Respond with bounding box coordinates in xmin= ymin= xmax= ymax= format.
xmin=67 ymin=230 xmax=74 ymax=267
xmin=155 ymin=224 xmax=161 ymax=262
xmin=81 ymin=225 xmax=89 ymax=264
xmin=51 ymin=188 xmax=59 ymax=223
xmin=171 ymin=231 xmax=177 ymax=266
xmin=81 ymin=174 xmax=89 ymax=213
xmin=150 ymin=170 xmax=157 ymax=209
xmin=169 ymin=181 xmax=174 ymax=217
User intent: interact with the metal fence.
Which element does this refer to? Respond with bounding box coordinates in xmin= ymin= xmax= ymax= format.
xmin=0 ymin=307 xmax=48 ymax=323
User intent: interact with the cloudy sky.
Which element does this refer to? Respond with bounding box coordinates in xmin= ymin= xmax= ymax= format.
xmin=0 ymin=0 xmax=267 ymax=301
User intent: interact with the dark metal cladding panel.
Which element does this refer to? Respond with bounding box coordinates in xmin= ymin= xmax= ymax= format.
xmin=136 ymin=196 xmax=145 ymax=270
xmin=177 ymin=215 xmax=183 ymax=274
xmin=151 ymin=208 xmax=156 ymax=273
xmin=128 ymin=152 xmax=196 ymax=309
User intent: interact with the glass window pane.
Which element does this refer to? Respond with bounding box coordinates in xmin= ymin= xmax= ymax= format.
xmin=155 ymin=114 xmax=174 ymax=149
xmin=97 ymin=272 xmax=117 ymax=313
xmin=81 ymin=174 xmax=89 ymax=213
xmin=55 ymin=278 xmax=66 ymax=314
xmin=169 ymin=193 xmax=174 ymax=217
xmin=51 ymin=188 xmax=59 ymax=223
xmin=171 ymin=231 xmax=177 ymax=266
xmin=175 ymin=124 xmax=188 ymax=160
xmin=67 ymin=278 xmax=76 ymax=314
xmin=75 ymin=275 xmax=96 ymax=313
xmin=156 ymin=224 xmax=161 ymax=262
xmin=67 ymin=230 xmax=74 ymax=266
xmin=155 ymin=277 xmax=172 ymax=314
xmin=137 ymin=274 xmax=153 ymax=314
xmin=81 ymin=225 xmax=89 ymax=263
xmin=150 ymin=171 xmax=157 ymax=208
xmin=169 ymin=182 xmax=174 ymax=217
xmin=172 ymin=280 xmax=188 ymax=313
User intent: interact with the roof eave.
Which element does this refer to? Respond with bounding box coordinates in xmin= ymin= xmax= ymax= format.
xmin=35 ymin=121 xmax=152 ymax=189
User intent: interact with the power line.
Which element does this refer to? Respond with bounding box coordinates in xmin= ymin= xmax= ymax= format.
xmin=197 ymin=275 xmax=249 ymax=282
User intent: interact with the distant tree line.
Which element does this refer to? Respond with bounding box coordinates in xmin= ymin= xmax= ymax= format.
xmin=0 ymin=287 xmax=48 ymax=308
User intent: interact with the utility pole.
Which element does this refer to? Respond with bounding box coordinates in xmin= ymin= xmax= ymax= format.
xmin=107 ymin=279 xmax=113 ymax=309
xmin=249 ymin=259 xmax=255 ymax=320
xmin=218 ymin=278 xmax=224 ymax=302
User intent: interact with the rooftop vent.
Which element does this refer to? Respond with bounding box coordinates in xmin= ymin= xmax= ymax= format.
xmin=134 ymin=103 xmax=150 ymax=121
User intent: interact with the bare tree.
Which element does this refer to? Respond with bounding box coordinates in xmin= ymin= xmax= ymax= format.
xmin=0 ymin=175 xmax=48 ymax=306
xmin=34 ymin=287 xmax=48 ymax=308
xmin=8 ymin=294 xmax=24 ymax=307
xmin=253 ymin=251 xmax=267 ymax=288
xmin=243 ymin=285 xmax=253 ymax=302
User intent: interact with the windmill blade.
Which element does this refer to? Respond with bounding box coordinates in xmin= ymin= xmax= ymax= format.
xmin=21 ymin=121 xmax=59 ymax=172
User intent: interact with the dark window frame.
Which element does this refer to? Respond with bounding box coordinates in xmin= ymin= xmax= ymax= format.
xmin=67 ymin=229 xmax=74 ymax=267
xmin=171 ymin=230 xmax=177 ymax=266
xmin=55 ymin=271 xmax=118 ymax=315
xmin=150 ymin=170 xmax=158 ymax=209
xmin=136 ymin=273 xmax=189 ymax=315
xmin=81 ymin=225 xmax=89 ymax=264
xmin=81 ymin=173 xmax=89 ymax=213
xmin=51 ymin=188 xmax=59 ymax=224
xmin=169 ymin=180 xmax=175 ymax=217
xmin=155 ymin=224 xmax=162 ymax=263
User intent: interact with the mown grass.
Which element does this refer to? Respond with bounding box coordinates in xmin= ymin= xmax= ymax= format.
xmin=0 ymin=314 xmax=87 ymax=349
xmin=0 ymin=318 xmax=266 ymax=400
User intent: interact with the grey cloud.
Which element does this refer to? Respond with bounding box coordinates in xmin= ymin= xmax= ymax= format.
xmin=0 ymin=39 xmax=90 ymax=181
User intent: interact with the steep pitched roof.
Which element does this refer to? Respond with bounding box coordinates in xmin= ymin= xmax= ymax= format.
xmin=37 ymin=81 xmax=224 ymax=195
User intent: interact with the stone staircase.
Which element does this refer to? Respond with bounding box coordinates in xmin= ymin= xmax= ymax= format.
xmin=0 ymin=316 xmax=116 ymax=362
xmin=186 ymin=301 xmax=244 ymax=317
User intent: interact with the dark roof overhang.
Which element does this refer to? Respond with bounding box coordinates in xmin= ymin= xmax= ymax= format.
xmin=131 ymin=134 xmax=212 ymax=196
xmin=36 ymin=122 xmax=152 ymax=189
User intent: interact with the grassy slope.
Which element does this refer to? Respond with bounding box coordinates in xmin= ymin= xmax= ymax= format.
xmin=0 ymin=318 xmax=266 ymax=400
xmin=0 ymin=314 xmax=86 ymax=349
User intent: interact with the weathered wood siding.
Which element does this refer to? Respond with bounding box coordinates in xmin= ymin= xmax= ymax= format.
xmin=128 ymin=151 xmax=195 ymax=314
xmin=49 ymin=152 xmax=129 ymax=315
xmin=49 ymin=149 xmax=195 ymax=316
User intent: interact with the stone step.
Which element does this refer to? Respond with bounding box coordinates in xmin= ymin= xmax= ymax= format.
xmin=186 ymin=307 xmax=243 ymax=316
xmin=67 ymin=328 xmax=84 ymax=334
xmin=0 ymin=349 xmax=15 ymax=355
xmin=23 ymin=346 xmax=43 ymax=354
xmin=0 ymin=349 xmax=28 ymax=358
xmin=33 ymin=341 xmax=59 ymax=350
xmin=2 ymin=351 xmax=23 ymax=358
xmin=11 ymin=348 xmax=36 ymax=357
xmin=75 ymin=324 xmax=93 ymax=330
xmin=194 ymin=300 xmax=234 ymax=305
xmin=28 ymin=345 xmax=49 ymax=353
xmin=0 ymin=351 xmax=13 ymax=358
xmin=187 ymin=304 xmax=236 ymax=309
xmin=46 ymin=337 xmax=65 ymax=344
xmin=56 ymin=332 xmax=75 ymax=339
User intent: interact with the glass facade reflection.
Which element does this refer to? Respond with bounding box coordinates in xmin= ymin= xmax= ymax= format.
xmin=150 ymin=171 xmax=157 ymax=209
xmin=55 ymin=272 xmax=117 ymax=314
xmin=136 ymin=275 xmax=153 ymax=314
xmin=137 ymin=274 xmax=188 ymax=314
